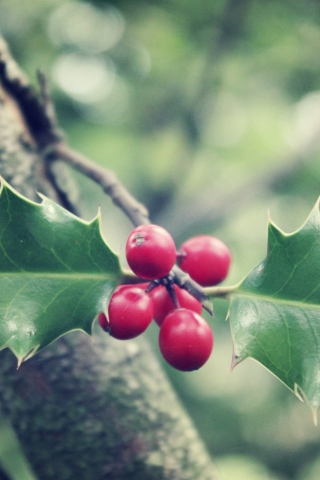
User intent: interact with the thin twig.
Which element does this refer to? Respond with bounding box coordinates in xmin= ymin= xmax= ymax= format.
xmin=172 ymin=265 xmax=214 ymax=315
xmin=37 ymin=69 xmax=62 ymax=139
xmin=48 ymin=143 xmax=150 ymax=227
xmin=166 ymin=281 xmax=180 ymax=309
xmin=204 ymin=284 xmax=238 ymax=300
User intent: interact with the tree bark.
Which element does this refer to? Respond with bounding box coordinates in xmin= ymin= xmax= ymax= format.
xmin=0 ymin=36 xmax=217 ymax=480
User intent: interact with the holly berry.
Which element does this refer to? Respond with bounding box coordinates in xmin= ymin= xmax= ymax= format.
xmin=177 ymin=235 xmax=231 ymax=287
xmin=113 ymin=282 xmax=149 ymax=294
xmin=97 ymin=312 xmax=109 ymax=331
xmin=107 ymin=286 xmax=153 ymax=340
xmin=149 ymin=284 xmax=202 ymax=326
xmin=159 ymin=308 xmax=213 ymax=371
xmin=126 ymin=224 xmax=176 ymax=280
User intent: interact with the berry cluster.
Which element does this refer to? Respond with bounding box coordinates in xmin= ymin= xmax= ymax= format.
xmin=98 ymin=224 xmax=231 ymax=371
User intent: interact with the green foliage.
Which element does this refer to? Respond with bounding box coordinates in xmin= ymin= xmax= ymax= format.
xmin=0 ymin=179 xmax=121 ymax=363
xmin=2 ymin=0 xmax=320 ymax=477
xmin=2 ymin=170 xmax=320 ymax=421
xmin=230 ymin=200 xmax=320 ymax=413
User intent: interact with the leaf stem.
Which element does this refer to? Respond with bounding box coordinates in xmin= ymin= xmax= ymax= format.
xmin=203 ymin=284 xmax=237 ymax=300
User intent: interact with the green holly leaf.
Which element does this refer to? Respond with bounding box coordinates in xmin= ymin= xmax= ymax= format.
xmin=228 ymin=200 xmax=320 ymax=414
xmin=0 ymin=179 xmax=122 ymax=364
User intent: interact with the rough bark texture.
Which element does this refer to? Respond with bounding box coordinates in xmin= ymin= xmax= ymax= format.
xmin=0 ymin=331 xmax=216 ymax=480
xmin=0 ymin=36 xmax=217 ymax=479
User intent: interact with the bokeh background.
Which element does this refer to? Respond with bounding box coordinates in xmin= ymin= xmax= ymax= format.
xmin=1 ymin=0 xmax=320 ymax=479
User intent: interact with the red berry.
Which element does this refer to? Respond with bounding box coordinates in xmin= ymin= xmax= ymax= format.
xmin=149 ymin=285 xmax=202 ymax=326
xmin=177 ymin=235 xmax=231 ymax=286
xmin=126 ymin=224 xmax=176 ymax=280
xmin=113 ymin=283 xmax=149 ymax=294
xmin=159 ymin=308 xmax=213 ymax=371
xmin=97 ymin=312 xmax=109 ymax=331
xmin=108 ymin=286 xmax=153 ymax=340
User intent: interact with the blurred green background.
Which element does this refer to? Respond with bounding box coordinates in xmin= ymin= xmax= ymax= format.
xmin=1 ymin=0 xmax=320 ymax=478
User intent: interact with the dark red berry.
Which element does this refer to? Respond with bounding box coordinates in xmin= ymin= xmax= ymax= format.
xmin=97 ymin=312 xmax=109 ymax=331
xmin=108 ymin=286 xmax=153 ymax=340
xmin=126 ymin=224 xmax=176 ymax=280
xmin=159 ymin=308 xmax=213 ymax=371
xmin=177 ymin=235 xmax=231 ymax=286
xmin=149 ymin=285 xmax=202 ymax=326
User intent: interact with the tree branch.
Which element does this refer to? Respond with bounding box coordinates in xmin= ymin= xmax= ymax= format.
xmin=0 ymin=330 xmax=217 ymax=480
xmin=48 ymin=143 xmax=150 ymax=227
xmin=0 ymin=34 xmax=217 ymax=480
xmin=0 ymin=38 xmax=62 ymax=149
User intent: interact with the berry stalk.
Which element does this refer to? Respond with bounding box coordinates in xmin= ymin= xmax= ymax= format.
xmin=203 ymin=284 xmax=237 ymax=300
